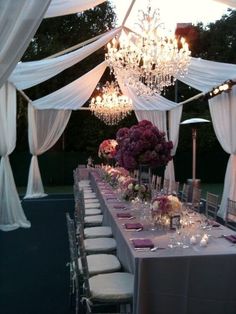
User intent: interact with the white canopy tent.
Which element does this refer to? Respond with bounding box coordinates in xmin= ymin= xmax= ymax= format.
xmin=0 ymin=0 xmax=236 ymax=230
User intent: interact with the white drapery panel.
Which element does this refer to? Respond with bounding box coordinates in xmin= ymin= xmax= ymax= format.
xmin=135 ymin=110 xmax=167 ymax=133
xmin=116 ymin=71 xmax=177 ymax=111
xmin=164 ymin=106 xmax=183 ymax=183
xmin=179 ymin=57 xmax=236 ymax=93
xmin=32 ymin=61 xmax=107 ymax=109
xmin=45 ymin=0 xmax=106 ymax=18
xmin=0 ymin=83 xmax=31 ymax=231
xmin=209 ymin=86 xmax=236 ymax=219
xmin=25 ymin=104 xmax=71 ymax=198
xmin=0 ymin=0 xmax=51 ymax=89
xmin=9 ymin=27 xmax=121 ymax=90
xmin=212 ymin=0 xmax=236 ymax=8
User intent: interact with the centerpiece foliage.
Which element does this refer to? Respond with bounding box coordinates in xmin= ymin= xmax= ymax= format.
xmin=114 ymin=120 xmax=173 ymax=171
xmin=98 ymin=139 xmax=118 ymax=160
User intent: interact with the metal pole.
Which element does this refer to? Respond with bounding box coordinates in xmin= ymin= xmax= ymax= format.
xmin=192 ymin=128 xmax=197 ymax=182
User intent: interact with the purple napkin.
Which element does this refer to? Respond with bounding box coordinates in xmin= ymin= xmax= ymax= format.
xmin=224 ymin=235 xmax=236 ymax=243
xmin=117 ymin=212 xmax=132 ymax=218
xmin=106 ymin=197 xmax=117 ymax=201
xmin=113 ymin=204 xmax=126 ymax=209
xmin=132 ymin=238 xmax=154 ymax=248
xmin=125 ymin=223 xmax=143 ymax=230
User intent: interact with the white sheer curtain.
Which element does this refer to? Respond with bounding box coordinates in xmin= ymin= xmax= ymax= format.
xmin=135 ymin=110 xmax=167 ymax=132
xmin=164 ymin=106 xmax=183 ymax=183
xmin=0 ymin=83 xmax=31 ymax=231
xmin=25 ymin=104 xmax=71 ymax=198
xmin=212 ymin=0 xmax=236 ymax=7
xmin=45 ymin=0 xmax=106 ymax=18
xmin=179 ymin=57 xmax=236 ymax=93
xmin=32 ymin=61 xmax=107 ymax=109
xmin=0 ymin=0 xmax=51 ymax=89
xmin=209 ymin=86 xmax=236 ymax=219
xmin=9 ymin=27 xmax=121 ymax=90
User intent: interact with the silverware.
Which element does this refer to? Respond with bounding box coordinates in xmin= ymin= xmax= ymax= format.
xmin=150 ymin=246 xmax=166 ymax=251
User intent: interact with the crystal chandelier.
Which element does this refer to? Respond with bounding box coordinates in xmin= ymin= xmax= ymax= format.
xmin=105 ymin=6 xmax=191 ymax=95
xmin=89 ymin=81 xmax=133 ymax=125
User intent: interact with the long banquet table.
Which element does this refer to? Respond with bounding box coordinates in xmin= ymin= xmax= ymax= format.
xmin=90 ymin=170 xmax=236 ymax=314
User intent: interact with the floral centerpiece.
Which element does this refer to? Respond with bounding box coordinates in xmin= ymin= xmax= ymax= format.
xmin=122 ymin=181 xmax=151 ymax=202
xmin=98 ymin=139 xmax=118 ymax=162
xmin=114 ymin=120 xmax=173 ymax=171
xmin=151 ymin=195 xmax=182 ymax=228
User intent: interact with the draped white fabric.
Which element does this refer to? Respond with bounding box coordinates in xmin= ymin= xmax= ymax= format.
xmin=0 ymin=0 xmax=51 ymax=89
xmin=135 ymin=110 xmax=167 ymax=133
xmin=212 ymin=0 xmax=236 ymax=7
xmin=9 ymin=27 xmax=121 ymax=90
xmin=25 ymin=104 xmax=71 ymax=198
xmin=164 ymin=106 xmax=183 ymax=183
xmin=32 ymin=61 xmax=107 ymax=109
xmin=45 ymin=0 xmax=106 ymax=18
xmin=0 ymin=83 xmax=31 ymax=231
xmin=117 ymin=71 xmax=177 ymax=111
xmin=209 ymin=86 xmax=236 ymax=219
xmin=179 ymin=57 xmax=236 ymax=93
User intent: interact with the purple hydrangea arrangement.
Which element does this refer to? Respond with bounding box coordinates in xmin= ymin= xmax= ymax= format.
xmin=114 ymin=120 xmax=173 ymax=171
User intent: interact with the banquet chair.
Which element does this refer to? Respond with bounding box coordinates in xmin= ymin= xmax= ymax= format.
xmin=205 ymin=192 xmax=219 ymax=220
xmin=74 ymin=209 xmax=113 ymax=239
xmin=77 ymin=216 xmax=117 ymax=255
xmin=74 ymin=186 xmax=102 ymax=221
xmin=169 ymin=181 xmax=180 ymax=196
xmin=66 ymin=212 xmax=81 ymax=314
xmin=67 ymin=213 xmax=121 ymax=279
xmin=162 ymin=178 xmax=170 ymax=194
xmin=191 ymin=187 xmax=202 ymax=212
xmin=77 ymin=224 xmax=134 ymax=314
xmin=181 ymin=183 xmax=190 ymax=203
xmin=225 ymin=198 xmax=236 ymax=231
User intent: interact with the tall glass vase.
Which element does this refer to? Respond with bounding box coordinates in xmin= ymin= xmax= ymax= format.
xmin=138 ymin=164 xmax=151 ymax=185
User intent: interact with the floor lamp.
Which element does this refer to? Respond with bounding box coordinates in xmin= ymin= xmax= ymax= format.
xmin=180 ymin=118 xmax=210 ymax=185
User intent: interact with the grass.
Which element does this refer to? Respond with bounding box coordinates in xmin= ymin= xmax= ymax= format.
xmin=17 ymin=185 xmax=73 ymax=195
xmin=17 ymin=183 xmax=224 ymax=200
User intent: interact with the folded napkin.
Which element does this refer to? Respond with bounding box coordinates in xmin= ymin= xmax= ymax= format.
xmin=132 ymin=238 xmax=154 ymax=248
xmin=224 ymin=235 xmax=236 ymax=243
xmin=125 ymin=223 xmax=143 ymax=230
xmin=117 ymin=212 xmax=132 ymax=218
xmin=113 ymin=204 xmax=126 ymax=209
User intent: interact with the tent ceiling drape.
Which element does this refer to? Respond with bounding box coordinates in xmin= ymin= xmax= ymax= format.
xmin=0 ymin=0 xmax=51 ymax=89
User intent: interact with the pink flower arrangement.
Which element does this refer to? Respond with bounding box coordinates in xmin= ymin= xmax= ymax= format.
xmin=98 ymin=139 xmax=118 ymax=160
xmin=114 ymin=120 xmax=173 ymax=170
xmin=151 ymin=195 xmax=181 ymax=214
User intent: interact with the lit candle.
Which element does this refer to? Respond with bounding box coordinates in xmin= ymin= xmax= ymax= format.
xmin=200 ymin=238 xmax=207 ymax=247
xmin=190 ymin=236 xmax=197 ymax=245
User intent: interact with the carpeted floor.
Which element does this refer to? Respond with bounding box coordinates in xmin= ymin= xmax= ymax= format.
xmin=0 ymin=194 xmax=74 ymax=314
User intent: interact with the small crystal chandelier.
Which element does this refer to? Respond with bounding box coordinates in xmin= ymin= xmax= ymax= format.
xmin=89 ymin=81 xmax=133 ymax=125
xmin=105 ymin=6 xmax=191 ymax=95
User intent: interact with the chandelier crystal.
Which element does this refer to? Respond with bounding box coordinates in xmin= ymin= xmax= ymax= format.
xmin=105 ymin=6 xmax=191 ymax=95
xmin=89 ymin=81 xmax=133 ymax=125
